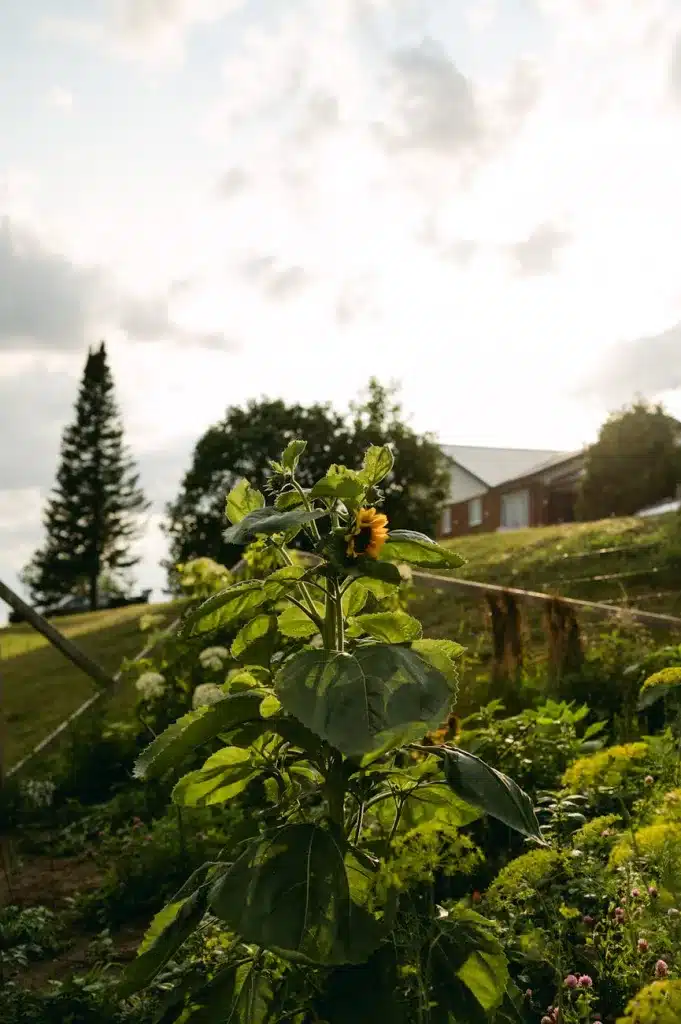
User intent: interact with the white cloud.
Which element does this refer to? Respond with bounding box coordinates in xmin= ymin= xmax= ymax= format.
xmin=46 ymin=87 xmax=73 ymax=110
xmin=0 ymin=216 xmax=234 ymax=353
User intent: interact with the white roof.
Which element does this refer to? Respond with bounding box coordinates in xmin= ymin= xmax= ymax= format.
xmin=441 ymin=445 xmax=574 ymax=488
xmin=637 ymin=498 xmax=681 ymax=518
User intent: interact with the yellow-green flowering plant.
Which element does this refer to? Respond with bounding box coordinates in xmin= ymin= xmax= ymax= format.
xmin=118 ymin=441 xmax=542 ymax=1022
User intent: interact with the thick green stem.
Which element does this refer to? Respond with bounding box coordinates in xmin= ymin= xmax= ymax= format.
xmin=323 ymin=582 xmax=338 ymax=650
xmin=334 ymin=579 xmax=345 ymax=653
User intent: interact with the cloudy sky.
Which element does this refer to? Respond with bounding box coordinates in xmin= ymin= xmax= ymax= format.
xmin=2 ymin=0 xmax=681 ymax=613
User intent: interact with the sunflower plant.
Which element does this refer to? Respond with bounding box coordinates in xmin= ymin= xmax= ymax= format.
xmin=119 ymin=441 xmax=542 ymax=1022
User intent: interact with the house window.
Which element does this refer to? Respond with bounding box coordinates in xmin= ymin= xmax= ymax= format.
xmin=441 ymin=505 xmax=452 ymax=535
xmin=468 ymin=497 xmax=483 ymax=527
xmin=500 ymin=489 xmax=530 ymax=530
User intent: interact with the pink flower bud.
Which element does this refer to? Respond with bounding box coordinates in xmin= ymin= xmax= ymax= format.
xmin=541 ymin=1018 xmax=552 ymax=1024
xmin=578 ymin=975 xmax=593 ymax=988
xmin=638 ymin=937 xmax=649 ymax=952
xmin=648 ymin=885 xmax=658 ymax=898
xmin=615 ymin=907 xmax=626 ymax=922
xmin=631 ymin=887 xmax=641 ymax=898
xmin=583 ymin=914 xmax=595 ymax=926
xmin=564 ymin=974 xmax=579 ymax=989
xmin=525 ymin=989 xmax=532 ymax=999
xmin=655 ymin=959 xmax=669 ymax=978
xmin=644 ymin=775 xmax=654 ymax=786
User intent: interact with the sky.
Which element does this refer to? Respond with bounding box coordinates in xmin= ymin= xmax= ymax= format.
xmin=1 ymin=0 xmax=681 ymax=613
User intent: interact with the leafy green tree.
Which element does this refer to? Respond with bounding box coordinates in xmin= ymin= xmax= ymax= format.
xmin=22 ymin=342 xmax=150 ymax=611
xmin=163 ymin=399 xmax=355 ymax=579
xmin=163 ymin=382 xmax=450 ymax=586
xmin=578 ymin=400 xmax=681 ymax=520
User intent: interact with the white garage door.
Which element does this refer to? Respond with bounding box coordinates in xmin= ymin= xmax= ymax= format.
xmin=500 ymin=489 xmax=530 ymax=530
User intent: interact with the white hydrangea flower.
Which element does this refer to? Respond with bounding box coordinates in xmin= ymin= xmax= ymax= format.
xmin=199 ymin=646 xmax=229 ymax=672
xmin=192 ymin=683 xmax=225 ymax=709
xmin=135 ymin=671 xmax=166 ymax=699
xmin=20 ymin=778 xmax=56 ymax=808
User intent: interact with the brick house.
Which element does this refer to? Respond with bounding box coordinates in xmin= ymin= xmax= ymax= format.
xmin=437 ymin=445 xmax=586 ymax=539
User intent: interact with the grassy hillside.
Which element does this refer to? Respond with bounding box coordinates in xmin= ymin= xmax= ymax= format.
xmin=0 ymin=602 xmax=179 ymax=768
xmin=438 ymin=513 xmax=681 ymax=614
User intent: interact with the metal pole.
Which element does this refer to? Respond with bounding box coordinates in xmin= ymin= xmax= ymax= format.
xmin=0 ymin=579 xmax=117 ymax=691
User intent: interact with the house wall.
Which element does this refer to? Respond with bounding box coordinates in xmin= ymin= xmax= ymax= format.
xmin=439 ymin=482 xmax=545 ymax=539
xmin=447 ymin=463 xmax=488 ymax=504
xmin=438 ymin=457 xmax=585 ymax=539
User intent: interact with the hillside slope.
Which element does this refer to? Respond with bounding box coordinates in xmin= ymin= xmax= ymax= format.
xmin=0 ymin=602 xmax=179 ymax=767
xmin=440 ymin=513 xmax=680 ymax=613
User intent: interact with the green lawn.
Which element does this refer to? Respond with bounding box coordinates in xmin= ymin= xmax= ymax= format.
xmin=0 ymin=602 xmax=179 ymax=768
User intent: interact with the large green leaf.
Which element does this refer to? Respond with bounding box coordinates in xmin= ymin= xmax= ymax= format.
xmin=373 ymin=779 xmax=482 ymax=838
xmin=360 ymin=576 xmax=400 ymax=599
xmin=179 ymin=581 xmax=268 ymax=637
xmin=224 ymin=506 xmax=328 ymax=545
xmin=440 ymin=746 xmax=543 ymax=841
xmin=133 ymin=689 xmax=271 ymax=780
xmin=310 ymin=465 xmax=366 ymax=501
xmin=426 ymin=912 xmax=509 ymax=1022
xmin=281 ymin=438 xmax=307 ymax=474
xmin=231 ymin=614 xmax=278 ymax=667
xmin=225 ymin=479 xmax=265 ymax=525
xmin=277 ymin=603 xmax=322 ymax=638
xmin=638 ymin=666 xmax=681 ymax=710
xmin=350 ymin=610 xmax=422 ymax=643
xmin=172 ymin=960 xmax=274 ymax=1024
xmin=263 ymin=564 xmax=308 ymax=597
xmin=275 ymin=645 xmax=452 ymax=757
xmin=458 ymin=950 xmax=510 ymax=1013
xmin=172 ymin=746 xmax=261 ymax=807
xmin=210 ymin=823 xmax=382 ymax=964
xmin=346 ymin=557 xmax=403 ymax=586
xmin=117 ymin=868 xmax=212 ymax=998
xmin=412 ymin=638 xmax=464 ymax=696
xmin=341 ymin=581 xmax=368 ymax=617
xmin=359 ymin=445 xmax=394 ymax=488
xmin=274 ymin=489 xmax=306 ymax=511
xmin=380 ymin=530 xmax=465 ymax=569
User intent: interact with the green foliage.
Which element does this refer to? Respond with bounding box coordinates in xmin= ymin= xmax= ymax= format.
xmin=457 ymin=699 xmax=605 ymax=794
xmin=618 ymin=980 xmax=681 ymax=1023
xmin=578 ymin=398 xmax=681 ymax=520
xmin=381 ymin=529 xmax=466 ymax=569
xmin=275 ymin=645 xmax=453 ymax=757
xmin=639 ymin=667 xmax=681 ymax=710
xmin=21 ymin=341 xmax=150 ymax=611
xmin=438 ymin=745 xmax=543 ymax=841
xmin=562 ymin=741 xmax=651 ymax=792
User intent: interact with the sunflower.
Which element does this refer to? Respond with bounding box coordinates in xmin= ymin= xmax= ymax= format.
xmin=346 ymin=507 xmax=389 ymax=559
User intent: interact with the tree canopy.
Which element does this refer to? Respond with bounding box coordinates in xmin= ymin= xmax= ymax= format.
xmin=578 ymin=399 xmax=681 ymax=520
xmin=163 ymin=379 xmax=450 ymax=586
xmin=22 ymin=342 xmax=150 ymax=610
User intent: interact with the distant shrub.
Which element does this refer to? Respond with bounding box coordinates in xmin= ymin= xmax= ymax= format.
xmin=563 ymin=742 xmax=650 ymax=792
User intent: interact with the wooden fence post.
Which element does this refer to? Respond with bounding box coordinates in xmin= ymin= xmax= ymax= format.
xmin=544 ymin=596 xmax=584 ymax=691
xmin=485 ymin=592 xmax=523 ymax=683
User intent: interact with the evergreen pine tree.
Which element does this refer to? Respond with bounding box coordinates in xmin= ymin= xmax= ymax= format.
xmin=22 ymin=342 xmax=150 ymax=611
